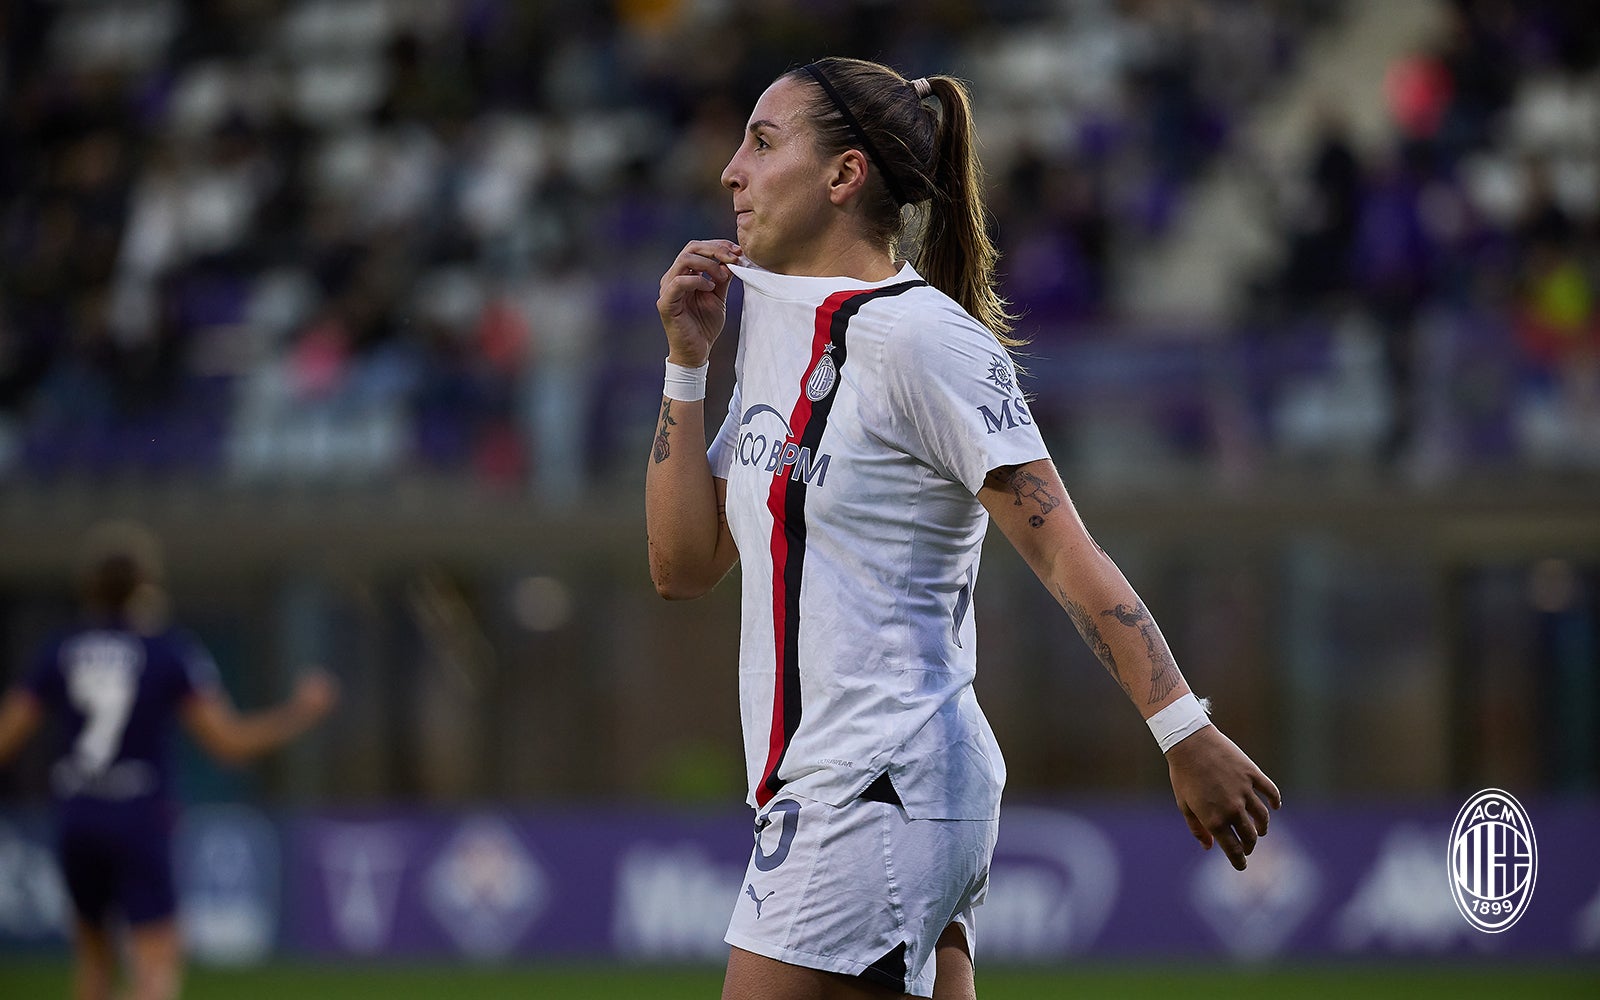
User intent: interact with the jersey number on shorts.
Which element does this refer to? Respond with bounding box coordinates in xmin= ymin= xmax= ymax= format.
xmin=64 ymin=635 xmax=143 ymax=775
xmin=753 ymin=799 xmax=800 ymax=872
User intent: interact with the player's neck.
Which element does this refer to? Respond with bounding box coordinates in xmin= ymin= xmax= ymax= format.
xmin=775 ymin=231 xmax=898 ymax=282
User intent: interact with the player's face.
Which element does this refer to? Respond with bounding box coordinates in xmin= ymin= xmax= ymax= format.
xmin=720 ymin=77 xmax=835 ymax=272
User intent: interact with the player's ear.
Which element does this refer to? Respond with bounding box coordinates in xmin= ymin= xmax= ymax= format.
xmin=827 ymin=149 xmax=869 ymax=206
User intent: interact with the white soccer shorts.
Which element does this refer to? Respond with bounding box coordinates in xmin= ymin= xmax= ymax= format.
xmin=724 ymin=786 xmax=998 ymax=997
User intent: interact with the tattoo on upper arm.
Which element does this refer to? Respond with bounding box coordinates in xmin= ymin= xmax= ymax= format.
xmin=1101 ymin=601 xmax=1180 ymax=704
xmin=987 ymin=466 xmax=1060 ymax=527
xmin=1060 ymin=588 xmax=1130 ymax=696
xmin=653 ymin=400 xmax=677 ymax=464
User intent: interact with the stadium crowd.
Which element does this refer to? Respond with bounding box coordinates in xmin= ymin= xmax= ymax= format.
xmin=0 ymin=0 xmax=1595 ymax=492
xmin=1258 ymin=0 xmax=1600 ymax=473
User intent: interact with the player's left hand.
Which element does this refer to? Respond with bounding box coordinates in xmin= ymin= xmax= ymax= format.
xmin=290 ymin=670 xmax=340 ymax=723
xmin=1165 ymin=725 xmax=1281 ymax=871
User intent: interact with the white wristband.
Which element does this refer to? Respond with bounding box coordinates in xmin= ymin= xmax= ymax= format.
xmin=1148 ymin=693 xmax=1213 ymax=753
xmin=663 ymin=358 xmax=709 ymax=402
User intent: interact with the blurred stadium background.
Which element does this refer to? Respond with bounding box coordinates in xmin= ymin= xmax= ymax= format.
xmin=1 ymin=0 xmax=1598 ymax=995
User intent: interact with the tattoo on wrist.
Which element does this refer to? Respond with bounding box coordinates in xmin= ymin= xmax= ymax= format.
xmin=987 ymin=466 xmax=1060 ymax=527
xmin=1101 ymin=601 xmax=1179 ymax=704
xmin=653 ymin=400 xmax=677 ymax=464
xmin=1060 ymin=589 xmax=1130 ymax=696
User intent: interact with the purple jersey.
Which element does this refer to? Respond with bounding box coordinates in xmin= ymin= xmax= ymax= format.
xmin=24 ymin=622 xmax=219 ymax=812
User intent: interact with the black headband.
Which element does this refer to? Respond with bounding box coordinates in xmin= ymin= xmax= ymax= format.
xmin=801 ymin=62 xmax=911 ymax=207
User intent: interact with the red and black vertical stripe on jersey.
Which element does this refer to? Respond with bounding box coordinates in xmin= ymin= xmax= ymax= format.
xmin=757 ymin=278 xmax=926 ymax=807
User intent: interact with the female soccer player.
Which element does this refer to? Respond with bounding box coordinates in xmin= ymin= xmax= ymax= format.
xmin=0 ymin=521 xmax=338 ymax=1000
xmin=646 ymin=58 xmax=1280 ymax=999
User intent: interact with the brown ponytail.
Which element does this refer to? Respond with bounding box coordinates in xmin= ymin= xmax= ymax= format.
xmin=917 ymin=76 xmax=1019 ymax=345
xmin=785 ymin=58 xmax=1022 ymax=347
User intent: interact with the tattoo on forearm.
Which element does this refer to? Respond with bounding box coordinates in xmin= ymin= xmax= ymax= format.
xmin=653 ymin=400 xmax=677 ymax=464
xmin=988 ymin=466 xmax=1060 ymax=527
xmin=1060 ymin=588 xmax=1130 ymax=696
xmin=1101 ymin=601 xmax=1180 ymax=703
xmin=717 ymin=503 xmax=728 ymax=529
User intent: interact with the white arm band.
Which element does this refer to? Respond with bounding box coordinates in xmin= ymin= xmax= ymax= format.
xmin=663 ymin=358 xmax=709 ymax=401
xmin=1147 ymin=693 xmax=1213 ymax=753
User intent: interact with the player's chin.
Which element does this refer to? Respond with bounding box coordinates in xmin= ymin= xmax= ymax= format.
xmin=731 ymin=246 xmax=760 ymax=270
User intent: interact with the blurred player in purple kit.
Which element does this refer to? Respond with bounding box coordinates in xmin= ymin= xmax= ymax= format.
xmin=0 ymin=521 xmax=337 ymax=1000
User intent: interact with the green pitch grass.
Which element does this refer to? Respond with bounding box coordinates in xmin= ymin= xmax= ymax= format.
xmin=0 ymin=960 xmax=1595 ymax=998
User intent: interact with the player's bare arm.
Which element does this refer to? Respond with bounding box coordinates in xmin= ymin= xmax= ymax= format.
xmin=646 ymin=240 xmax=742 ymax=600
xmin=980 ymin=458 xmax=1281 ymax=871
xmin=180 ymin=671 xmax=338 ymax=766
xmin=0 ymin=689 xmax=43 ymax=765
xmin=980 ymin=460 xmax=1187 ymax=708
xmin=1058 ymin=592 xmax=1132 ymax=699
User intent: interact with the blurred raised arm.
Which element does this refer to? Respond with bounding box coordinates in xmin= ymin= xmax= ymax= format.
xmin=181 ymin=671 xmax=337 ymax=766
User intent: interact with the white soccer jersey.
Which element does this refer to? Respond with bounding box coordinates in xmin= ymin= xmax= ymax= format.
xmin=708 ymin=262 xmax=1050 ymax=820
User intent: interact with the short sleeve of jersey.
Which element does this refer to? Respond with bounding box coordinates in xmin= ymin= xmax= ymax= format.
xmin=881 ymin=306 xmax=1050 ymax=493
xmin=706 ymin=379 xmax=743 ymax=479
xmin=168 ymin=630 xmax=221 ymax=702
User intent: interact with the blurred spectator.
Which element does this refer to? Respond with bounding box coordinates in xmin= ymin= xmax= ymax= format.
xmin=1280 ymin=108 xmax=1364 ymax=307
xmin=1261 ymin=0 xmax=1600 ymax=474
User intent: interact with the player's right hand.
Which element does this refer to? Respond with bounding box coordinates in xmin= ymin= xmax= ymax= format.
xmin=658 ymin=239 xmax=742 ymax=368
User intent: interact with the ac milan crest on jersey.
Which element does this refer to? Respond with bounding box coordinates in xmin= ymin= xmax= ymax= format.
xmin=805 ymin=347 xmax=838 ymax=401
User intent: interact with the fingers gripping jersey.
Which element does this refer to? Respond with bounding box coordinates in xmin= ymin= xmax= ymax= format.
xmin=709 ymin=263 xmax=1050 ymax=820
